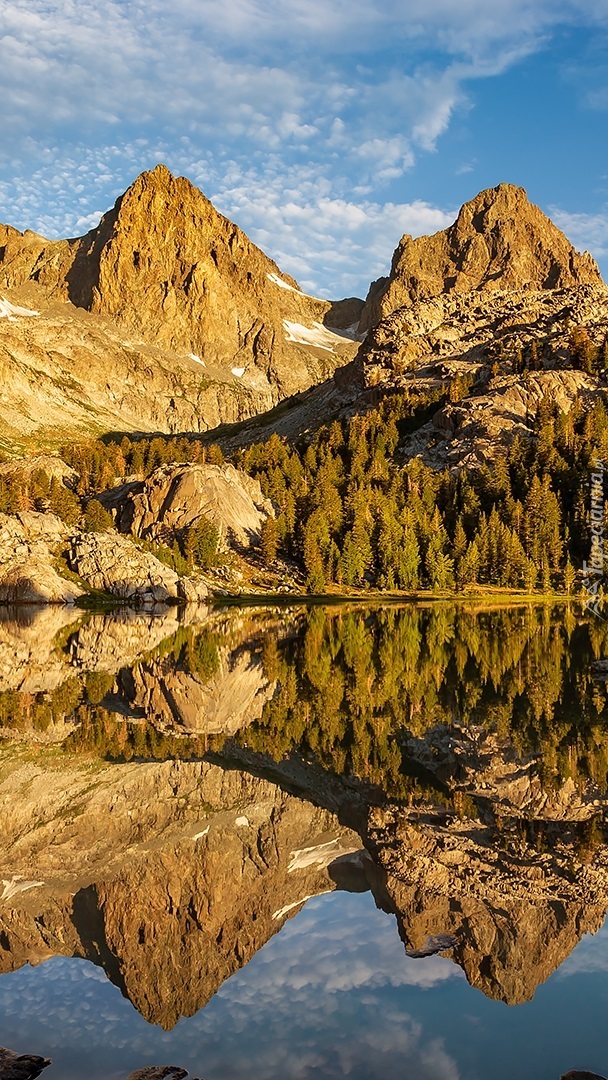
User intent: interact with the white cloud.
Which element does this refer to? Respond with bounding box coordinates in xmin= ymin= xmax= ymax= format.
xmin=0 ymin=140 xmax=455 ymax=297
xmin=554 ymin=920 xmax=608 ymax=978
xmin=2 ymin=0 xmax=608 ymax=295
xmin=550 ymin=206 xmax=608 ymax=259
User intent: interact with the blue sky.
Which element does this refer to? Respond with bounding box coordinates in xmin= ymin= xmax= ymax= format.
xmin=1 ymin=0 xmax=608 ymax=298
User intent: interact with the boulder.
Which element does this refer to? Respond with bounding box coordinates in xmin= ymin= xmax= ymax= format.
xmin=68 ymin=532 xmax=180 ymax=603
xmin=124 ymin=1070 xmax=189 ymax=1080
xmin=0 ymin=1047 xmax=51 ymax=1079
xmin=118 ymin=462 xmax=274 ymax=549
xmin=560 ymin=1073 xmax=608 ymax=1080
xmin=0 ymin=557 xmax=82 ymax=605
xmin=177 ymin=576 xmax=210 ymax=603
xmin=0 ymin=455 xmax=78 ymax=488
xmin=0 ymin=512 xmax=81 ymax=605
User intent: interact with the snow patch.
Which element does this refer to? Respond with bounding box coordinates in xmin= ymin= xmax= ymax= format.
xmin=267 ymin=272 xmax=322 ymax=301
xmin=235 ymin=815 xmax=250 ymax=827
xmin=0 ymin=296 xmax=40 ymax=321
xmin=193 ymin=825 xmax=210 ymax=840
xmin=189 ymin=353 xmax=206 ymax=368
xmin=288 ymin=838 xmax=361 ymax=872
xmin=283 ymin=320 xmax=349 ymax=353
xmin=267 ymin=272 xmax=302 ymax=293
xmin=231 ymin=367 xmax=246 ymax=377
xmin=1 ymin=878 xmax=44 ymax=902
xmin=273 ymin=891 xmax=332 ymax=920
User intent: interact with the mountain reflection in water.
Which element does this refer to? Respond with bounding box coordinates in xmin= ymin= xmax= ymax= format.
xmin=1 ymin=602 xmax=608 ymax=1077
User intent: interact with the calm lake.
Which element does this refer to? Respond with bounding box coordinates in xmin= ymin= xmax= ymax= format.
xmin=1 ymin=601 xmax=607 ymax=1079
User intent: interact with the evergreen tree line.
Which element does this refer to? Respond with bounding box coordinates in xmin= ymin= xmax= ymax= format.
xmin=2 ymin=369 xmax=608 ymax=594
xmin=237 ymin=390 xmax=608 ymax=593
xmin=494 ymin=326 xmax=608 ymax=376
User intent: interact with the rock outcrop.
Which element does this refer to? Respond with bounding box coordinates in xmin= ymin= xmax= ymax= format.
xmin=359 ymin=183 xmax=603 ymax=331
xmin=0 ymin=1047 xmax=51 ymax=1079
xmin=125 ymin=1070 xmax=189 ymax=1080
xmin=213 ymin=278 xmax=608 ymax=466
xmin=0 ymin=455 xmax=78 ymax=487
xmin=67 ymin=531 xmax=180 ymax=604
xmin=0 ymin=505 xmax=215 ymax=608
xmin=358 ymin=282 xmax=608 ymax=468
xmin=0 ymin=512 xmax=81 ymax=605
xmin=115 ymin=462 xmax=273 ymax=549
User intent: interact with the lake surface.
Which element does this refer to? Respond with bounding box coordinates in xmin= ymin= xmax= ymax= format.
xmin=1 ymin=601 xmax=608 ymax=1079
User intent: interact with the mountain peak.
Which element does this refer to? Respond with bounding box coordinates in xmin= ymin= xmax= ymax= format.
xmin=359 ymin=183 xmax=603 ymax=331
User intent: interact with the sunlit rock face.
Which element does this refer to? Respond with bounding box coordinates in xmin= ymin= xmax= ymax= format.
xmin=367 ymin=805 xmax=608 ymax=1006
xmin=114 ymin=461 xmax=274 ymax=550
xmin=0 ymin=513 xmax=80 ymax=607
xmin=0 ymin=166 xmax=359 ymax=451
xmin=214 ymin=186 xmax=608 ymax=465
xmin=357 ymin=283 xmax=608 ymax=469
xmin=358 ymin=183 xmax=603 ymax=332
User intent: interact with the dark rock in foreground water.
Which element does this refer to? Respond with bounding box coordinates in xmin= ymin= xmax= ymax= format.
xmin=125 ymin=1069 xmax=200 ymax=1080
xmin=0 ymin=1048 xmax=51 ymax=1079
xmin=560 ymin=1071 xmax=608 ymax=1079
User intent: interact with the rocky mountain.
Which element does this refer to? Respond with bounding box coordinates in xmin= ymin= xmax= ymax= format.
xmin=1 ymin=707 xmax=607 ymax=1019
xmin=0 ymin=287 xmax=279 ymax=453
xmin=0 ymin=166 xmax=360 ymax=452
xmin=213 ymin=197 xmax=608 ymax=470
xmin=361 ymin=281 xmax=608 ymax=468
xmin=359 ymin=183 xmax=603 ymax=332
xmin=0 ymin=177 xmax=605 ymax=469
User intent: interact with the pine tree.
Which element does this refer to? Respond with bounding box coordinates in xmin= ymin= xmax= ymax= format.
xmin=260 ymin=516 xmax=280 ymax=564
xmin=563 ymin=557 xmax=576 ymax=594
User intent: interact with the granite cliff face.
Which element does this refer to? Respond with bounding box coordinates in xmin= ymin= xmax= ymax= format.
xmin=0 ymin=456 xmax=273 ymax=605
xmin=359 ymin=183 xmax=603 ymax=331
xmin=0 ymin=165 xmax=360 ymax=452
